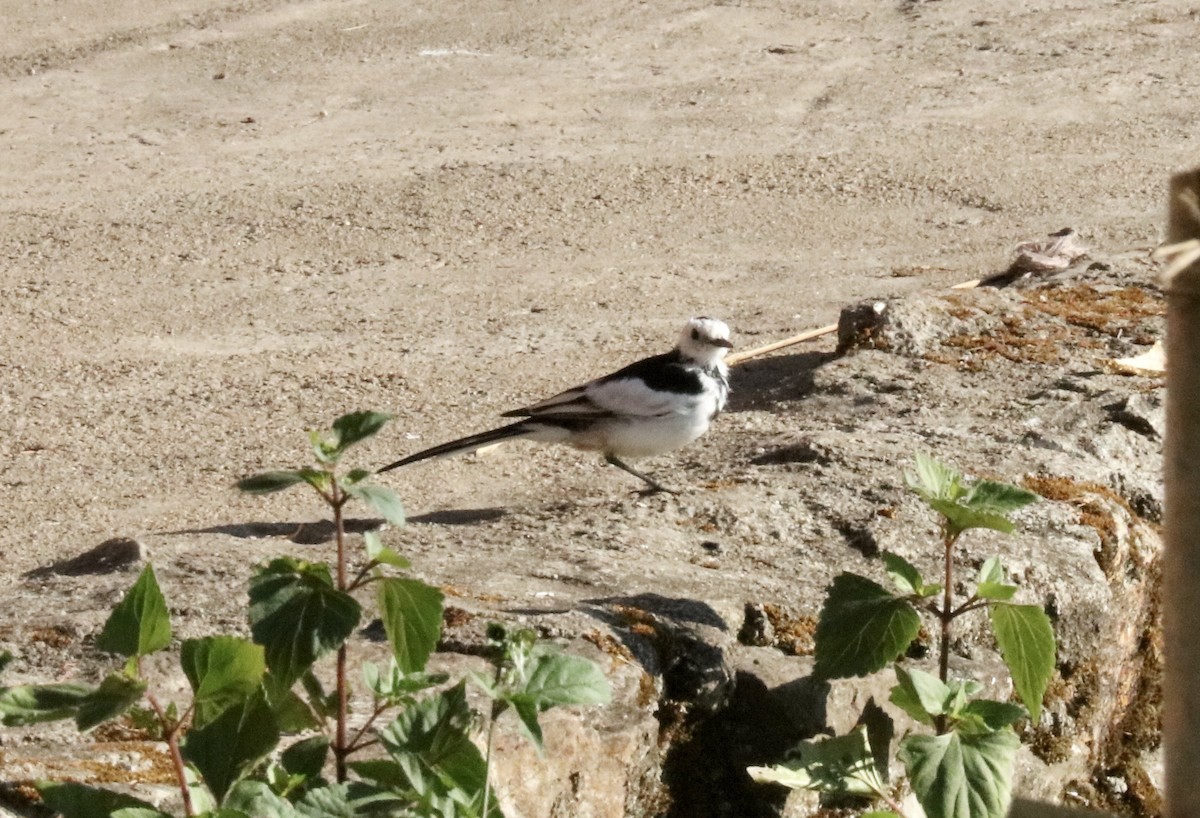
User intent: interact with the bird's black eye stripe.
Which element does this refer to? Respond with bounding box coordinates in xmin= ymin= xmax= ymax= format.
xmin=690 ymin=328 xmax=700 ymax=340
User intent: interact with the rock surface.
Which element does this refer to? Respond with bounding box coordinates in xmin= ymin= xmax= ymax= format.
xmin=0 ymin=0 xmax=1182 ymax=815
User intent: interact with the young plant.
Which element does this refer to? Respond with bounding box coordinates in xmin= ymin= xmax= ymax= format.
xmin=0 ymin=411 xmax=610 ymax=818
xmin=750 ymin=453 xmax=1051 ymax=818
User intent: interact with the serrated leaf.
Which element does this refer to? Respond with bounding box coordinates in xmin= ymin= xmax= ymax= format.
xmin=814 ymin=573 xmax=922 ymax=679
xmin=975 ymin=557 xmax=1018 ymax=600
xmin=363 ymin=660 xmax=447 ymax=703
xmin=906 ymin=453 xmax=963 ymax=501
xmin=181 ymin=637 xmax=266 ymax=727
xmin=37 ymin=782 xmax=166 ymax=818
xmin=181 ymin=690 xmax=280 ymax=803
xmin=249 ymin=558 xmax=361 ymax=687
xmin=881 ymin=551 xmax=924 ymax=596
xmin=281 ymin=735 xmax=330 ymax=781
xmin=958 ymin=699 xmax=1026 ymax=733
xmin=96 ymin=565 xmax=172 ymax=658
xmin=76 ymin=672 xmax=147 ymax=731
xmin=236 ymin=471 xmax=308 ymax=495
xmin=345 ymin=483 xmax=406 ymax=526
xmin=989 ymin=603 xmax=1055 ymax=721
xmin=331 ymin=411 xmax=393 ymax=452
xmin=963 ymin=481 xmax=1038 ymax=515
xmin=376 ymin=682 xmax=494 ymax=814
xmin=976 ymin=582 xmax=1018 ymax=601
xmin=0 ymin=682 xmax=92 ymax=726
xmin=519 ymin=652 xmax=612 ymax=710
xmin=507 ymin=696 xmax=544 ymax=750
xmin=261 ymin=671 xmax=321 ymax=732
xmin=890 ymin=666 xmax=949 ymax=723
xmin=747 ymin=726 xmax=887 ymax=797
xmin=977 ymin=557 xmax=1004 ymax=585
xmin=364 ymin=531 xmax=411 ymax=570
xmin=928 ymin=499 xmax=1016 ymax=536
xmin=377 ymin=577 xmax=443 ymax=674
xmin=899 ymin=729 xmax=1019 ymax=818
xmin=222 ymin=781 xmax=300 ymax=818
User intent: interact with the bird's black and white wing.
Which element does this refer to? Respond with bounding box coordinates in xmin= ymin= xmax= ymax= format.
xmin=503 ymin=351 xmax=701 ymax=421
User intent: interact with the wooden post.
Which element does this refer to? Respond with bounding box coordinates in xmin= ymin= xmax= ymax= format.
xmin=1163 ymin=168 xmax=1200 ymax=818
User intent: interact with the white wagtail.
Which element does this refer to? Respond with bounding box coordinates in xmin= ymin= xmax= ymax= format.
xmin=378 ymin=317 xmax=733 ymax=493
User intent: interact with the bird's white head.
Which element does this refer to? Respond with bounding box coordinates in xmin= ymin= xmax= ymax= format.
xmin=678 ymin=316 xmax=733 ymax=366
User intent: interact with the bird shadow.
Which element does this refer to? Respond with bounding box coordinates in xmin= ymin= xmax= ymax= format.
xmin=408 ymin=508 xmax=507 ymax=526
xmin=166 ymin=507 xmax=507 ymax=545
xmin=166 ymin=518 xmax=385 ymax=545
xmin=728 ymin=349 xmax=836 ymax=412
xmin=581 ymin=592 xmax=729 ymax=631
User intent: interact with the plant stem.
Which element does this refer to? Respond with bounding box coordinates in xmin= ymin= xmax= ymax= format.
xmin=148 ymin=692 xmax=194 ymax=817
xmin=481 ymin=703 xmax=499 ymax=818
xmin=346 ymin=701 xmax=389 ymax=754
xmin=332 ymin=484 xmax=350 ymax=783
xmin=936 ymin=527 xmax=960 ymax=734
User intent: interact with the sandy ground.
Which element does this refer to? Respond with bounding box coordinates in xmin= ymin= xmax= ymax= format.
xmin=0 ymin=0 xmax=1193 ymax=810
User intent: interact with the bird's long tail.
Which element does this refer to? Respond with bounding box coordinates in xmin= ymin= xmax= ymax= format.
xmin=377 ymin=421 xmax=534 ymax=473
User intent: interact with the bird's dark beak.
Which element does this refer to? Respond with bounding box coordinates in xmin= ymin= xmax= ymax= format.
xmin=713 ymin=338 xmax=734 ymax=349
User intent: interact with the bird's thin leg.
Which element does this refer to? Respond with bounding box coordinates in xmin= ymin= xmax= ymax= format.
xmin=604 ymin=454 xmax=677 ymax=495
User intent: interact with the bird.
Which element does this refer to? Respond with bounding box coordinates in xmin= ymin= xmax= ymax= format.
xmin=378 ymin=317 xmax=733 ymax=493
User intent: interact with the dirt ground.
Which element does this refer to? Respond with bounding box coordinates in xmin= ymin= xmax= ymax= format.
xmin=0 ymin=0 xmax=1192 ymax=812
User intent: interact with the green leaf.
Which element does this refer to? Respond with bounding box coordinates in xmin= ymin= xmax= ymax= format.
xmin=747 ymin=726 xmax=888 ymax=797
xmin=261 ymin=672 xmax=321 ymax=732
xmin=375 ymin=682 xmax=492 ymax=814
xmin=0 ymin=682 xmax=92 ymax=725
xmin=222 ymin=781 xmax=301 ymax=818
xmin=977 ymin=556 xmax=1004 ymax=585
xmin=975 ymin=557 xmax=1017 ymax=601
xmin=881 ymin=551 xmax=925 ymax=596
xmin=181 ymin=637 xmax=266 ymax=727
xmin=376 ymin=577 xmax=444 ymax=674
xmin=519 ymin=652 xmax=612 ymax=710
xmin=963 ymin=481 xmax=1039 ymax=516
xmin=0 ymin=650 xmax=13 ymax=675
xmin=282 ymin=735 xmax=330 ymax=781
xmin=76 ymin=672 xmax=147 ymax=731
xmin=249 ymin=558 xmax=361 ymax=687
xmin=814 ymin=573 xmax=922 ymax=679
xmin=111 ymin=810 xmax=177 ymax=818
xmin=294 ymin=782 xmax=407 ymax=817
xmin=989 ymin=603 xmax=1055 ymax=721
xmin=331 ymin=411 xmax=393 ymax=452
xmin=958 ymin=699 xmax=1027 ymax=734
xmin=96 ymin=565 xmax=172 ymax=658
xmin=890 ymin=666 xmax=948 ymax=725
xmin=928 ymin=499 xmax=1015 ymax=536
xmin=236 ymin=471 xmax=308 ymax=495
xmin=976 ymin=582 xmax=1018 ymax=601
xmin=906 ymin=452 xmax=963 ymax=502
xmin=181 ymin=690 xmax=280 ymax=804
xmin=363 ymin=660 xmax=447 ymax=703
xmin=345 ymin=483 xmax=406 ymax=526
xmin=364 ymin=531 xmax=411 ymax=570
xmin=899 ymin=729 xmax=1020 ymax=818
xmin=37 ymin=783 xmax=168 ymax=818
